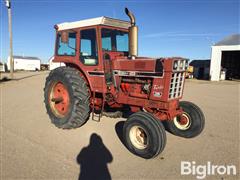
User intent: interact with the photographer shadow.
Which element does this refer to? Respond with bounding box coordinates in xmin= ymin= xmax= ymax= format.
xmin=76 ymin=133 xmax=113 ymax=180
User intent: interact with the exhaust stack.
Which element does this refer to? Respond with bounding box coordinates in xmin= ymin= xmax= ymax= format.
xmin=125 ymin=8 xmax=138 ymax=59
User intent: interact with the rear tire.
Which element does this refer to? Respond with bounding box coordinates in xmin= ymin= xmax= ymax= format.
xmin=44 ymin=67 xmax=90 ymax=129
xmin=164 ymin=101 xmax=205 ymax=138
xmin=123 ymin=112 xmax=166 ymax=159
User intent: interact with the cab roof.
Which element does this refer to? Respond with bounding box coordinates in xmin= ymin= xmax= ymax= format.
xmin=56 ymin=16 xmax=131 ymax=31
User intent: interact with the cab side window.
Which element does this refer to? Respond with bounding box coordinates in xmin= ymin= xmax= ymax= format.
xmin=80 ymin=29 xmax=98 ymax=65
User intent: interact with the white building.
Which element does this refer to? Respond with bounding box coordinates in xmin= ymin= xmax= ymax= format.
xmin=210 ymin=34 xmax=240 ymax=81
xmin=7 ymin=56 xmax=41 ymax=71
xmin=0 ymin=62 xmax=6 ymax=72
xmin=49 ymin=56 xmax=65 ymax=70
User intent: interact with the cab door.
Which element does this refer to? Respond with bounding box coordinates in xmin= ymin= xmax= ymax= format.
xmin=79 ymin=28 xmax=104 ymax=91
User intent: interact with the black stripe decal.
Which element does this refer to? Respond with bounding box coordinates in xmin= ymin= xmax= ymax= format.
xmin=88 ymin=71 xmax=104 ymax=76
xmin=89 ymin=71 xmax=163 ymax=77
xmin=136 ymin=72 xmax=163 ymax=77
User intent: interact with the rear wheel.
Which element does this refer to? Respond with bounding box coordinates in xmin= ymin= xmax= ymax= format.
xmin=123 ymin=112 xmax=166 ymax=159
xmin=44 ymin=67 xmax=90 ymax=129
xmin=164 ymin=101 xmax=205 ymax=138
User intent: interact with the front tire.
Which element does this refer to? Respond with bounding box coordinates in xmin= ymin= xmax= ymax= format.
xmin=164 ymin=101 xmax=205 ymax=138
xmin=123 ymin=112 xmax=166 ymax=159
xmin=44 ymin=67 xmax=90 ymax=129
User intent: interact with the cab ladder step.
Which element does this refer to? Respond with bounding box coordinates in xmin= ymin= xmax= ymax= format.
xmin=91 ymin=91 xmax=105 ymax=122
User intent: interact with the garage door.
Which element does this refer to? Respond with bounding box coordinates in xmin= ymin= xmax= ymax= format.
xmin=221 ymin=51 xmax=240 ymax=79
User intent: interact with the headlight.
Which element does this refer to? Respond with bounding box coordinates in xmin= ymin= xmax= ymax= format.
xmin=173 ymin=61 xmax=178 ymax=70
xmin=185 ymin=60 xmax=189 ymax=70
xmin=173 ymin=59 xmax=188 ymax=71
xmin=179 ymin=60 xmax=184 ymax=70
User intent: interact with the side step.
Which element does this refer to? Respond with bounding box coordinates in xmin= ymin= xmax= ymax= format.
xmin=91 ymin=91 xmax=105 ymax=122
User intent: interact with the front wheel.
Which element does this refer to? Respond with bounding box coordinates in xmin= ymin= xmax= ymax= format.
xmin=123 ymin=112 xmax=166 ymax=159
xmin=164 ymin=101 xmax=205 ymax=138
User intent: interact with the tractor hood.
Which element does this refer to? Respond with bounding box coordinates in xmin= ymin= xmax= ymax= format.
xmin=112 ymin=57 xmax=163 ymax=74
xmin=112 ymin=56 xmax=188 ymax=74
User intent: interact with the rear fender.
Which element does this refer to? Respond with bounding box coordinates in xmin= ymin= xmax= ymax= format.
xmin=65 ymin=63 xmax=92 ymax=91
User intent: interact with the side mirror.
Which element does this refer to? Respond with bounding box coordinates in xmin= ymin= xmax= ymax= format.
xmin=61 ymin=31 xmax=69 ymax=44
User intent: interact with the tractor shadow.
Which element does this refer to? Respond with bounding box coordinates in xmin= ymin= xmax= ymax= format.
xmin=76 ymin=133 xmax=113 ymax=180
xmin=114 ymin=107 xmax=134 ymax=149
xmin=114 ymin=121 xmax=128 ymax=149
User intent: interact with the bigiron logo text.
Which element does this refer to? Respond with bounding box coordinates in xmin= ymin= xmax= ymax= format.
xmin=181 ymin=161 xmax=237 ymax=179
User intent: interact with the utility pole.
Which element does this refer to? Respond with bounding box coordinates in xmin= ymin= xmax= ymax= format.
xmin=5 ymin=0 xmax=13 ymax=79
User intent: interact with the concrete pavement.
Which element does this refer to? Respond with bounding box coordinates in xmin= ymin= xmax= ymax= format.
xmin=1 ymin=71 xmax=239 ymax=179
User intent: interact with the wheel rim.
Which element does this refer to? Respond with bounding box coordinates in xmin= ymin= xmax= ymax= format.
xmin=129 ymin=125 xmax=148 ymax=149
xmin=49 ymin=82 xmax=70 ymax=118
xmin=173 ymin=113 xmax=191 ymax=130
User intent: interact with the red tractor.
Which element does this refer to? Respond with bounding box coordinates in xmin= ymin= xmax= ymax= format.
xmin=44 ymin=8 xmax=205 ymax=159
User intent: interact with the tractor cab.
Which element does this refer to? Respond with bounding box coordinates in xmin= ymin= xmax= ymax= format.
xmin=53 ymin=16 xmax=135 ymax=90
xmin=54 ymin=16 xmax=131 ymax=62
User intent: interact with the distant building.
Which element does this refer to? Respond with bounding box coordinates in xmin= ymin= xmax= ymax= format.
xmin=49 ymin=56 xmax=65 ymax=70
xmin=0 ymin=62 xmax=6 ymax=72
xmin=7 ymin=56 xmax=41 ymax=71
xmin=40 ymin=64 xmax=49 ymax=71
xmin=190 ymin=60 xmax=210 ymax=80
xmin=210 ymin=34 xmax=240 ymax=81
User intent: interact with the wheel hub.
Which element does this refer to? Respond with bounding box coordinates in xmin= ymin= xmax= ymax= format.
xmin=49 ymin=82 xmax=70 ymax=117
xmin=173 ymin=113 xmax=191 ymax=130
xmin=129 ymin=126 xmax=148 ymax=149
xmin=179 ymin=115 xmax=188 ymax=125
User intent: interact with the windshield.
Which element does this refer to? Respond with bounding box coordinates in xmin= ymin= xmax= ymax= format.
xmin=101 ymin=28 xmax=129 ymax=52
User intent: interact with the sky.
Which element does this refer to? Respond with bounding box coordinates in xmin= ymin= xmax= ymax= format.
xmin=0 ymin=0 xmax=239 ymax=63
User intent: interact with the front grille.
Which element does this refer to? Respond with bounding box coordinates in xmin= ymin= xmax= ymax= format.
xmin=169 ymin=72 xmax=185 ymax=99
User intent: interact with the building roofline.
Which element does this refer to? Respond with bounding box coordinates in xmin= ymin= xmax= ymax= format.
xmin=13 ymin=55 xmax=41 ymax=60
xmin=214 ymin=34 xmax=240 ymax=46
